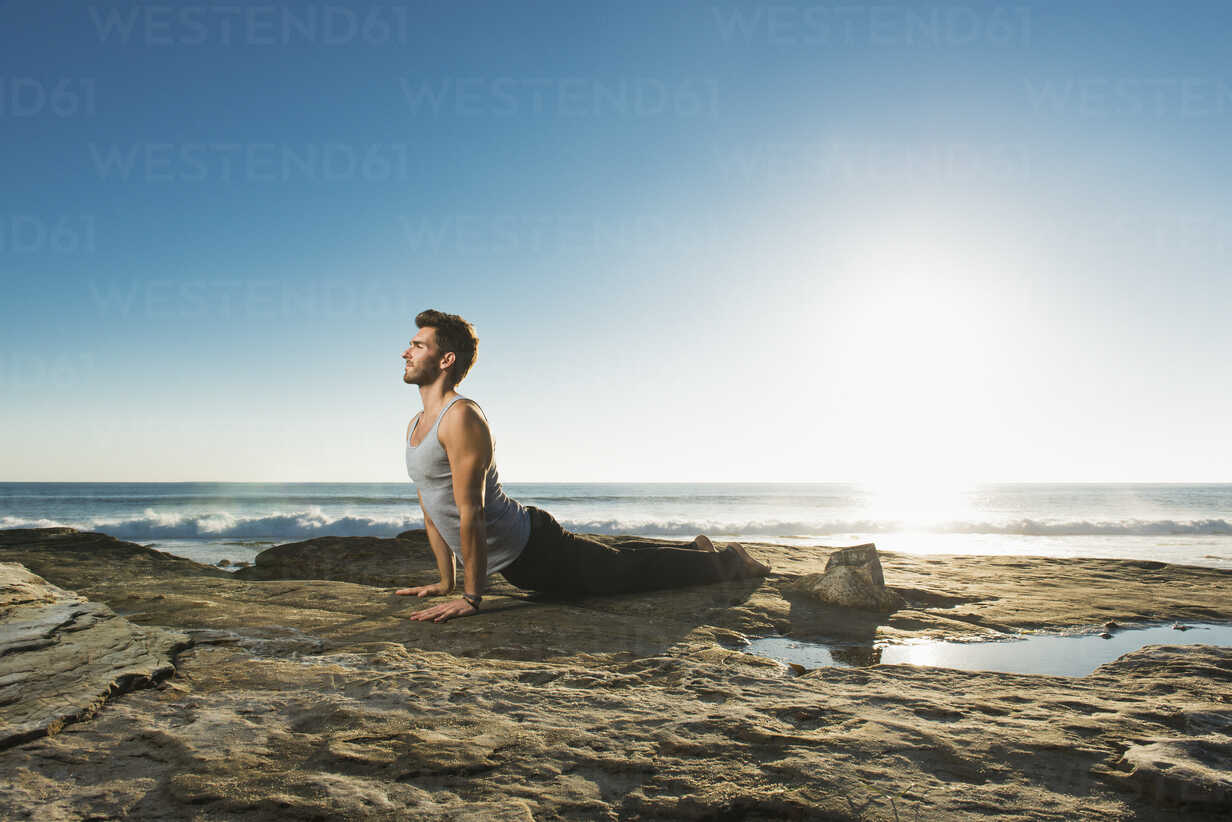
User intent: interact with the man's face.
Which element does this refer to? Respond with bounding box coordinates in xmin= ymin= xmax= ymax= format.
xmin=402 ymin=327 xmax=443 ymax=385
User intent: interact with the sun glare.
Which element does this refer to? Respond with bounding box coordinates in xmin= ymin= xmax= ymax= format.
xmin=805 ymin=228 xmax=1023 ymax=489
xmin=858 ymin=475 xmax=978 ymax=527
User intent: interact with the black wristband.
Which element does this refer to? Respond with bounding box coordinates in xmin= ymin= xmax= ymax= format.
xmin=462 ymin=593 xmax=482 ymax=610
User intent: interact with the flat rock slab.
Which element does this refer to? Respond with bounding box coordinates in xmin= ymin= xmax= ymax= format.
xmin=7 ymin=528 xmax=1232 ymax=643
xmin=3 ymin=637 xmax=1230 ymax=819
xmin=2 ymin=528 xmax=1232 ymax=819
xmin=0 ymin=562 xmax=189 ymax=748
xmin=233 ymin=532 xmax=439 ymax=587
xmin=0 ymin=528 xmax=230 ymax=588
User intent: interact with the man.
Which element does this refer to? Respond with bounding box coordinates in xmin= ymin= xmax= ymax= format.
xmin=398 ymin=309 xmax=770 ymax=623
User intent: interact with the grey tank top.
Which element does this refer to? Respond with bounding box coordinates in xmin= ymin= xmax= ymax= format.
xmin=405 ymin=395 xmax=530 ymax=575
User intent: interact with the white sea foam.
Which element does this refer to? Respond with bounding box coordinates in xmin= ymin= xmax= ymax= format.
xmin=0 ymin=507 xmax=420 ymax=539
xmin=565 ymin=518 xmax=1232 ymax=537
xmin=3 ymin=511 xmax=1231 ymax=539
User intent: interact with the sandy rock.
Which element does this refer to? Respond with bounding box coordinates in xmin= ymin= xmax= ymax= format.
xmin=0 ymin=528 xmax=229 ymax=588
xmin=785 ymin=543 xmax=905 ymax=612
xmin=233 ymin=532 xmax=438 ymax=587
xmin=0 ymin=562 xmax=188 ymax=747
xmin=3 ymin=527 xmax=1232 ymax=820
xmin=1114 ymin=735 xmax=1232 ymax=809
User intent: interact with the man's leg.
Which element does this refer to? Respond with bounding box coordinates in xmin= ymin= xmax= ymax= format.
xmin=501 ymin=506 xmax=769 ymax=597
xmin=610 ymin=534 xmax=715 ymax=551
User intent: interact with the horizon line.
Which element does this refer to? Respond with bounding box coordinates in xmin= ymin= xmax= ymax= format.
xmin=2 ymin=479 xmax=1231 ymax=486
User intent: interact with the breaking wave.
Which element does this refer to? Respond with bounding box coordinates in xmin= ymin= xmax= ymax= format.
xmin=559 ymin=518 xmax=1232 ymax=537
xmin=3 ymin=510 xmax=1231 ymax=540
xmin=0 ymin=508 xmax=422 ymax=540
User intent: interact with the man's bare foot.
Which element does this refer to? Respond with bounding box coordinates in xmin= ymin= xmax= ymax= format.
xmin=727 ymin=542 xmax=771 ymax=577
xmin=691 ymin=534 xmax=717 ymax=552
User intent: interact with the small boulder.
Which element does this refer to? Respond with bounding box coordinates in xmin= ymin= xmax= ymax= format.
xmin=784 ymin=544 xmax=904 ymax=612
xmin=216 ymin=559 xmax=231 ymax=567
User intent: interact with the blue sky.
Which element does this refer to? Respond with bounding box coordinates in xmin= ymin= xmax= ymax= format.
xmin=1 ymin=0 xmax=1229 ymax=482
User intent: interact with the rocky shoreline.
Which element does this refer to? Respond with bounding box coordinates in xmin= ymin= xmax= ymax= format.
xmin=2 ymin=526 xmax=1230 ymax=819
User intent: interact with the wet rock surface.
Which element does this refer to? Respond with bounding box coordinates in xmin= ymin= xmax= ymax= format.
xmin=1 ymin=527 xmax=1231 ymax=820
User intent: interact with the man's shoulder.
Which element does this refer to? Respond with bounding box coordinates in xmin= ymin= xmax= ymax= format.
xmin=440 ymin=397 xmax=490 ymax=435
xmin=437 ymin=397 xmax=493 ymax=461
xmin=451 ymin=396 xmax=487 ymax=419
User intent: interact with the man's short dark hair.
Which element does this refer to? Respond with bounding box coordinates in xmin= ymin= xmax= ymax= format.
xmin=415 ymin=309 xmax=478 ymax=387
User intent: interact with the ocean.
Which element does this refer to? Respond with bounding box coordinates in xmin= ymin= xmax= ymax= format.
xmin=2 ymin=482 xmax=1229 ymax=571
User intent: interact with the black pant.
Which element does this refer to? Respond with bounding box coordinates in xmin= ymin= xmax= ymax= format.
xmin=500 ymin=506 xmax=745 ymax=596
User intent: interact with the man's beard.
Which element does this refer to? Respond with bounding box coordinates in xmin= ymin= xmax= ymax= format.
xmin=404 ymin=365 xmax=435 ymax=385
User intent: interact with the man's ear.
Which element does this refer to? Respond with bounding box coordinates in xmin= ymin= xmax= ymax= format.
xmin=440 ymin=351 xmax=456 ymax=371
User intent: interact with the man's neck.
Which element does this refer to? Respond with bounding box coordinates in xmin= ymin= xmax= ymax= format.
xmin=418 ymin=383 xmax=458 ymax=417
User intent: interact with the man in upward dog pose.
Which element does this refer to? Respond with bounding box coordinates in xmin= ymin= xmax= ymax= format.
xmin=398 ymin=309 xmax=770 ymax=623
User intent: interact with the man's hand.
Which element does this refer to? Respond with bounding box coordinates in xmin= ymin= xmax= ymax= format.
xmin=395 ymin=581 xmax=451 ymax=597
xmin=409 ymin=597 xmax=479 ymax=623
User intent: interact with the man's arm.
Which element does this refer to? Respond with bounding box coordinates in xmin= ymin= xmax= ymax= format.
xmin=395 ymin=490 xmax=455 ymax=596
xmin=409 ymin=401 xmax=492 ymax=623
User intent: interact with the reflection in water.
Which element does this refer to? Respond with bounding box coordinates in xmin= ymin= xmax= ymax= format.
xmin=746 ymin=622 xmax=1232 ymax=678
xmin=829 ymin=645 xmax=883 ymax=666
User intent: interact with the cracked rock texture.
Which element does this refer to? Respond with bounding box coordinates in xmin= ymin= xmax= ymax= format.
xmin=0 ymin=562 xmax=188 ymax=748
xmin=1 ymin=527 xmax=1231 ymax=820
